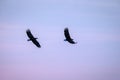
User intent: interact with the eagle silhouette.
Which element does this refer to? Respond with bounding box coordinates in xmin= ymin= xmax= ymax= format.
xmin=26 ymin=29 xmax=41 ymax=48
xmin=64 ymin=28 xmax=77 ymax=44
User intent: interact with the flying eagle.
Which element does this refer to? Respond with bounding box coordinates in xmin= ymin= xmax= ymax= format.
xmin=64 ymin=28 xmax=77 ymax=44
xmin=26 ymin=29 xmax=41 ymax=48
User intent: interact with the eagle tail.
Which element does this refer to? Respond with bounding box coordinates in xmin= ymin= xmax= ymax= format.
xmin=27 ymin=39 xmax=31 ymax=41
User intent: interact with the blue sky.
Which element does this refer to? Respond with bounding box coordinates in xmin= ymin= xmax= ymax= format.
xmin=0 ymin=0 xmax=120 ymax=80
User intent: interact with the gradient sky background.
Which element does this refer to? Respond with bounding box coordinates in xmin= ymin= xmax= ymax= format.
xmin=0 ymin=0 xmax=120 ymax=80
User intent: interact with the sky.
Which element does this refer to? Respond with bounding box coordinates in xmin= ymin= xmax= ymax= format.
xmin=0 ymin=0 xmax=120 ymax=80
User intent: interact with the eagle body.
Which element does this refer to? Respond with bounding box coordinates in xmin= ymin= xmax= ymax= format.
xmin=64 ymin=28 xmax=77 ymax=44
xmin=26 ymin=29 xmax=41 ymax=48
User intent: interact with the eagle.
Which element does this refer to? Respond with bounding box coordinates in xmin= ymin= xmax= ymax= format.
xmin=26 ymin=29 xmax=41 ymax=48
xmin=64 ymin=27 xmax=77 ymax=44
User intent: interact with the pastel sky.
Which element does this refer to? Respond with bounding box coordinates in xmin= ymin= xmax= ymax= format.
xmin=0 ymin=0 xmax=120 ymax=80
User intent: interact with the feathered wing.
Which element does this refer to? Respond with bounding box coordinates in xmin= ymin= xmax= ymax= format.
xmin=68 ymin=39 xmax=76 ymax=44
xmin=64 ymin=28 xmax=72 ymax=40
xmin=26 ymin=29 xmax=34 ymax=39
xmin=32 ymin=39 xmax=41 ymax=48
xmin=64 ymin=28 xmax=77 ymax=44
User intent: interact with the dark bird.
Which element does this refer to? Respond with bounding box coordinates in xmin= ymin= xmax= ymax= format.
xmin=64 ymin=27 xmax=77 ymax=44
xmin=26 ymin=29 xmax=41 ymax=48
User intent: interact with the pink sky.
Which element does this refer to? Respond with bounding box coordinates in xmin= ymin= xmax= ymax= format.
xmin=0 ymin=0 xmax=120 ymax=80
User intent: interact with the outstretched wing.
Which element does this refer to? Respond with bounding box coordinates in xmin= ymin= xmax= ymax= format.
xmin=68 ymin=39 xmax=76 ymax=44
xmin=26 ymin=29 xmax=34 ymax=39
xmin=64 ymin=28 xmax=72 ymax=40
xmin=32 ymin=39 xmax=41 ymax=48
